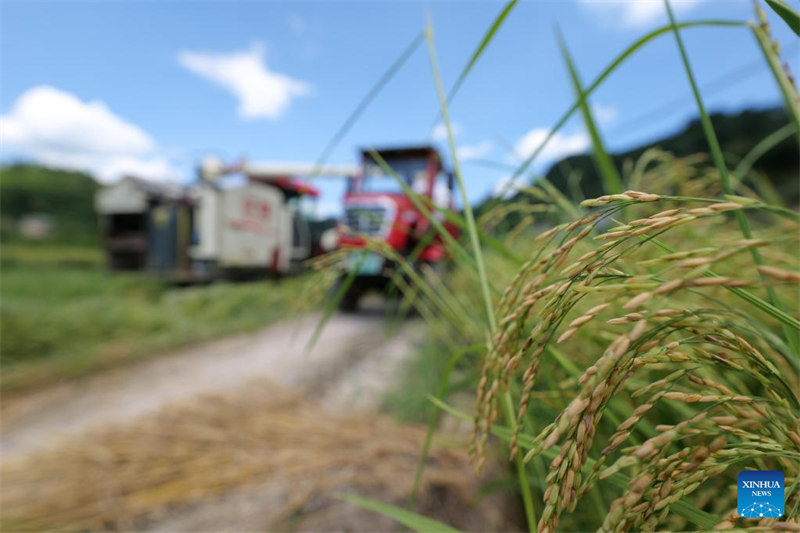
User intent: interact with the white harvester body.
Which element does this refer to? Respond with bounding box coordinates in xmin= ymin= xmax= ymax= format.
xmin=191 ymin=182 xmax=293 ymax=273
xmin=96 ymin=157 xmax=350 ymax=279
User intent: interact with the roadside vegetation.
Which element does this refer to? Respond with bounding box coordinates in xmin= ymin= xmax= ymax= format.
xmin=324 ymin=1 xmax=800 ymax=531
xmin=0 ymin=248 xmax=316 ymax=392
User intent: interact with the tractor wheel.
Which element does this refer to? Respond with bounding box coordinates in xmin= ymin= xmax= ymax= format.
xmin=335 ymin=279 xmax=362 ymax=312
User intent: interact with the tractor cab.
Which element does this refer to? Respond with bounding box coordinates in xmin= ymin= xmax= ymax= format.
xmin=343 ymin=146 xmax=454 ymax=253
xmin=337 ymin=145 xmax=459 ymax=310
xmin=352 ymin=146 xmax=450 ymax=198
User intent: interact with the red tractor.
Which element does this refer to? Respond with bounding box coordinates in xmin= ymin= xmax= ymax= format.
xmin=337 ymin=145 xmax=459 ymax=311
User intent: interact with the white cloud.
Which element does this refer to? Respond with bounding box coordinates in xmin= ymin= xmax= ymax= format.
xmin=431 ymin=121 xmax=462 ymax=141
xmin=457 ymin=140 xmax=493 ymax=161
xmin=492 ymin=175 xmax=528 ymax=199
xmin=592 ymin=103 xmax=618 ymax=125
xmin=0 ymin=85 xmax=180 ymax=183
xmin=1 ymin=85 xmax=154 ymax=155
xmin=514 ymin=128 xmax=590 ymax=165
xmin=89 ymin=155 xmax=180 ymax=182
xmin=178 ymin=42 xmax=310 ymax=120
xmin=494 ymin=127 xmax=593 ymax=198
xmin=578 ymin=0 xmax=703 ymax=27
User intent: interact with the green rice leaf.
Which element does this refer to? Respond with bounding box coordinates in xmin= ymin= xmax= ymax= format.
xmin=313 ymin=31 xmax=424 ymax=172
xmin=338 ymin=494 xmax=462 ymax=532
xmin=664 ymin=0 xmax=800 ymax=357
xmin=765 ymin=0 xmax=800 ymax=36
xmin=557 ymin=29 xmax=623 ymax=195
xmin=508 ymin=19 xmax=745 ymax=186
xmin=408 ymin=344 xmax=482 ymax=507
xmin=750 ymin=9 xmax=800 ymax=138
xmin=425 ymin=22 xmax=497 ymax=332
xmin=446 ymin=0 xmax=519 ymax=104
xmin=306 ymin=252 xmax=364 ymax=351
xmin=734 ymin=122 xmax=797 ymax=205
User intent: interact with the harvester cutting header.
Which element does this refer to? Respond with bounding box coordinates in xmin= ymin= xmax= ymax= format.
xmin=95 ymin=145 xmax=459 ymax=300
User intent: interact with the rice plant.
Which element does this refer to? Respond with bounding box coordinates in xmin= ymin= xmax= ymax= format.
xmin=328 ymin=0 xmax=800 ymax=531
xmin=473 ymin=189 xmax=799 ymax=531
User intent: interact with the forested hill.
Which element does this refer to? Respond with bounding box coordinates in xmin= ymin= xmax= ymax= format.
xmin=490 ymin=107 xmax=799 ymax=210
xmin=0 ymin=164 xmax=99 ymax=244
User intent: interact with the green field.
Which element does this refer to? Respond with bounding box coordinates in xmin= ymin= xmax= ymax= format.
xmin=0 ymin=246 xmax=317 ymax=392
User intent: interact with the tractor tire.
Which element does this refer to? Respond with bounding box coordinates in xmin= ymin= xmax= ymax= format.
xmin=335 ymin=279 xmax=362 ymax=313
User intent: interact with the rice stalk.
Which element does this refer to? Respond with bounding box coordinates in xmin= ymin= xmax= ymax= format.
xmin=425 ymin=18 xmax=539 ymax=531
xmin=751 ymin=1 xmax=800 ymax=138
xmin=471 ymin=185 xmax=799 ymax=531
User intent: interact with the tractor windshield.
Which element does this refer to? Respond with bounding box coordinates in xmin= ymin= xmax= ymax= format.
xmin=354 ymin=157 xmax=428 ymax=195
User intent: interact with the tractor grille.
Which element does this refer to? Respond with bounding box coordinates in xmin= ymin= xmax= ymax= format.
xmin=345 ymin=205 xmax=388 ymax=236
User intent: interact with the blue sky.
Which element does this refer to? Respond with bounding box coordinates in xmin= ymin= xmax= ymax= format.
xmin=1 ymin=0 xmax=795 ymax=216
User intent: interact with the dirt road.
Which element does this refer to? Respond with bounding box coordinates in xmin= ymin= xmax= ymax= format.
xmin=1 ymin=307 xmax=424 ymax=459
xmin=0 ymin=306 xmax=521 ymax=532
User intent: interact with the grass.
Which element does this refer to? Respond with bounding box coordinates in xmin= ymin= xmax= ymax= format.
xmin=1 ymin=242 xmax=103 ymax=266
xmin=382 ymin=337 xmax=452 ymax=423
xmin=0 ymin=244 xmax=317 ymax=392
